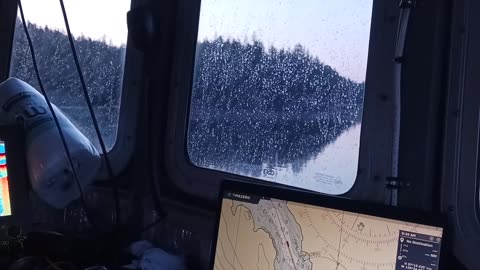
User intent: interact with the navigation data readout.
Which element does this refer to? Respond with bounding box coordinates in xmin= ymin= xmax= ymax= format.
xmin=214 ymin=192 xmax=443 ymax=270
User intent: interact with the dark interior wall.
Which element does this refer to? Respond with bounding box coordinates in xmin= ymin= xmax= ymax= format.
xmin=398 ymin=0 xmax=451 ymax=211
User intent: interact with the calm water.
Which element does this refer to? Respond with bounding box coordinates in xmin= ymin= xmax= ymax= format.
xmin=208 ymin=124 xmax=361 ymax=195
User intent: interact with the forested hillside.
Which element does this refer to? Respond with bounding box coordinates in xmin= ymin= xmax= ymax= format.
xmin=9 ymin=22 xmax=364 ymax=174
xmin=189 ymin=38 xmax=364 ymax=173
xmin=10 ymin=22 xmax=125 ymax=147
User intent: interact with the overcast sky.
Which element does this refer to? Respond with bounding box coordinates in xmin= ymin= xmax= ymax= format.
xmin=19 ymin=0 xmax=130 ymax=46
xmin=19 ymin=0 xmax=373 ymax=82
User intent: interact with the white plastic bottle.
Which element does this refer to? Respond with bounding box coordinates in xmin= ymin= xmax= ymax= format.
xmin=0 ymin=78 xmax=101 ymax=208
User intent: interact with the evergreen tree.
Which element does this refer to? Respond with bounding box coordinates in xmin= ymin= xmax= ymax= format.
xmin=10 ymin=22 xmax=364 ymax=172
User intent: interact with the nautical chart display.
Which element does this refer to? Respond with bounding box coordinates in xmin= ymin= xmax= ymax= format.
xmin=213 ymin=191 xmax=443 ymax=270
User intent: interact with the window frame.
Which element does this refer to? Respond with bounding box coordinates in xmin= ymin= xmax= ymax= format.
xmin=164 ymin=0 xmax=400 ymax=202
xmin=0 ymin=0 xmax=17 ymax=81
xmin=441 ymin=0 xmax=480 ymax=268
xmin=1 ymin=0 xmax=141 ymax=177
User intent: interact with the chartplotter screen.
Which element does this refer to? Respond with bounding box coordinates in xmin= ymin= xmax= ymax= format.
xmin=212 ymin=182 xmax=444 ymax=270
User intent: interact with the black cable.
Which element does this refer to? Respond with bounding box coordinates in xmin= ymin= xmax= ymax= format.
xmin=57 ymin=0 xmax=120 ymax=226
xmin=389 ymin=0 xmax=415 ymax=206
xmin=17 ymin=0 xmax=100 ymax=231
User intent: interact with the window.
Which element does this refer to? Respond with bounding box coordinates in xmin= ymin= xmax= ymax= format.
xmin=187 ymin=0 xmax=373 ymax=195
xmin=9 ymin=0 xmax=130 ymax=150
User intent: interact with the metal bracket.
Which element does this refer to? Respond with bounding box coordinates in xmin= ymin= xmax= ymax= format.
xmin=399 ymin=0 xmax=417 ymax=9
xmin=386 ymin=177 xmax=411 ymax=190
xmin=394 ymin=0 xmax=417 ymax=62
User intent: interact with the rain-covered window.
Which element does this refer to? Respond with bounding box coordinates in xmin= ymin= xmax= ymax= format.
xmin=9 ymin=0 xmax=129 ymax=150
xmin=187 ymin=0 xmax=373 ymax=195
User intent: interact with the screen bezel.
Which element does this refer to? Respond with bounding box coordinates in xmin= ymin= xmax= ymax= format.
xmin=210 ymin=180 xmax=447 ymax=270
